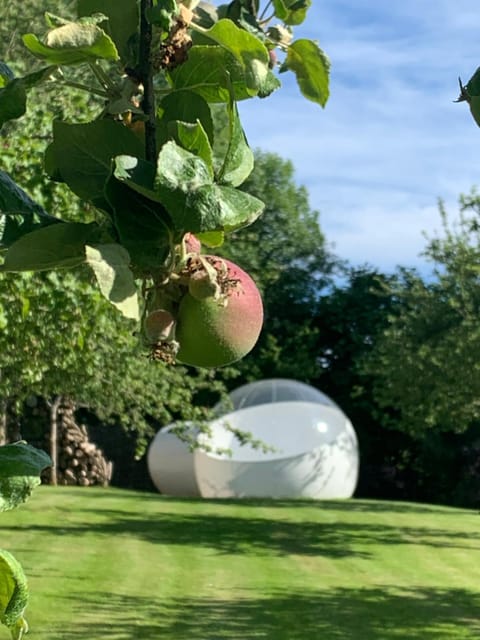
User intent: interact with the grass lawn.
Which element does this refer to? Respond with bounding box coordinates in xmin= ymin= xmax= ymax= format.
xmin=1 ymin=486 xmax=479 ymax=639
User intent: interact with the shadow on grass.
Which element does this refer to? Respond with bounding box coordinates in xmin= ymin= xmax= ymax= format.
xmin=43 ymin=487 xmax=475 ymax=515
xmin=154 ymin=496 xmax=466 ymax=514
xmin=6 ymin=510 xmax=480 ymax=558
xmin=50 ymin=586 xmax=480 ymax=640
xmin=98 ymin=492 xmax=473 ymax=515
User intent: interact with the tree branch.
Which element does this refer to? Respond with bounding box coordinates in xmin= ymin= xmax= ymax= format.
xmin=139 ymin=0 xmax=157 ymax=164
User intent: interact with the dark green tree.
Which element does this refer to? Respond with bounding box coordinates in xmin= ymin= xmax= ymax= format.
xmin=355 ymin=193 xmax=480 ymax=506
xmin=366 ymin=195 xmax=480 ymax=436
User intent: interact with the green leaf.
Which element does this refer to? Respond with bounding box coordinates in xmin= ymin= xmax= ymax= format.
xmin=201 ymin=19 xmax=270 ymax=95
xmin=23 ymin=20 xmax=118 ymax=65
xmin=104 ymin=175 xmax=172 ymax=271
xmin=85 ymin=244 xmax=139 ymax=320
xmin=0 ymin=443 xmax=51 ymax=481
xmin=113 ymin=155 xmax=156 ymax=192
xmin=210 ymin=184 xmax=264 ymax=231
xmin=0 ymin=212 xmax=62 ymax=251
xmin=170 ymin=46 xmax=254 ymax=102
xmin=0 ymin=549 xmax=29 ymax=640
xmin=0 ymin=172 xmax=47 ymax=215
xmin=45 ymin=120 xmax=145 ymax=208
xmin=0 ymin=82 xmax=25 ymax=128
xmin=77 ymin=0 xmax=139 ymax=64
xmin=172 ymin=183 xmax=263 ymax=232
xmin=156 ymin=140 xmax=213 ymax=193
xmin=0 ymin=171 xmax=62 ymax=249
xmin=157 ymin=90 xmax=214 ymax=145
xmin=168 ymin=121 xmax=214 ymax=176
xmin=469 ymin=95 xmax=480 ymax=127
xmin=196 ymin=230 xmax=225 ymax=247
xmin=0 ymin=442 xmax=52 ymax=512
xmin=217 ymin=98 xmax=254 ymax=187
xmin=272 ymin=0 xmax=311 ymax=25
xmin=0 ymin=222 xmax=98 ymax=272
xmin=153 ymin=141 xmax=212 ymax=229
xmin=0 ymin=67 xmax=57 ymax=128
xmin=464 ymin=67 xmax=480 ymax=96
xmin=115 ymin=144 xmax=262 ymax=235
xmin=223 ymin=0 xmax=264 ymax=38
xmin=281 ymin=39 xmax=330 ymax=107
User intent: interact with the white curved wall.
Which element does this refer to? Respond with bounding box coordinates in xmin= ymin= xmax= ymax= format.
xmin=147 ymin=424 xmax=200 ymax=497
xmin=194 ymin=403 xmax=359 ymax=499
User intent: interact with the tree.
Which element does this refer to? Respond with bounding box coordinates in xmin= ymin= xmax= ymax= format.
xmin=0 ymin=267 xmax=225 ymax=482
xmin=365 ymin=195 xmax=480 ymax=436
xmin=312 ymin=267 xmax=416 ymax=498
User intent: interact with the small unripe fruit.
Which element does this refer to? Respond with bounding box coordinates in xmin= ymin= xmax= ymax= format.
xmin=183 ymin=232 xmax=201 ymax=254
xmin=176 ymin=258 xmax=263 ymax=368
xmin=144 ymin=309 xmax=175 ymax=343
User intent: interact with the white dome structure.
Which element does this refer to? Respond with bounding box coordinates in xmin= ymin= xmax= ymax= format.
xmin=196 ymin=403 xmax=358 ymax=499
xmin=147 ymin=380 xmax=359 ymax=500
xmin=147 ymin=423 xmax=201 ymax=497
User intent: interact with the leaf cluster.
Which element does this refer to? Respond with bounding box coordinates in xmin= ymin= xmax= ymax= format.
xmin=0 ymin=0 xmax=329 ymax=322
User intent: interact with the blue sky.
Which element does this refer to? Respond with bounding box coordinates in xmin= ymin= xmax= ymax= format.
xmin=238 ymin=1 xmax=480 ymax=273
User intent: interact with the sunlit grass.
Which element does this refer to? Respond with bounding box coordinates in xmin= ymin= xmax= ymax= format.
xmin=2 ymin=486 xmax=479 ymax=639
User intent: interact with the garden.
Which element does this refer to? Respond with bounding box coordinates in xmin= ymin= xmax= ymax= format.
xmin=2 ymin=1 xmax=480 ymax=639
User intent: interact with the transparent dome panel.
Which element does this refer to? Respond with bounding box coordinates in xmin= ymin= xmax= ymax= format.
xmin=214 ymin=379 xmax=337 ymax=415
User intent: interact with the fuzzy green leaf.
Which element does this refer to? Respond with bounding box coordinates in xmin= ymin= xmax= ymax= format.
xmin=78 ymin=0 xmax=139 ymax=64
xmin=45 ymin=120 xmax=144 ymax=207
xmin=209 ymin=184 xmax=264 ymax=231
xmin=156 ymin=140 xmax=213 ymax=193
xmin=85 ymin=244 xmax=139 ymax=320
xmin=282 ymin=39 xmax=330 ymax=107
xmin=217 ymin=98 xmax=254 ymax=187
xmin=23 ymin=21 xmax=118 ymax=65
xmin=201 ymin=19 xmax=271 ymax=95
xmin=168 ymin=121 xmax=214 ymax=177
xmin=0 ymin=549 xmax=29 ymax=640
xmin=170 ymin=46 xmax=253 ymax=102
xmin=0 ymin=222 xmax=99 ymax=272
xmin=117 ymin=144 xmax=262 ymax=234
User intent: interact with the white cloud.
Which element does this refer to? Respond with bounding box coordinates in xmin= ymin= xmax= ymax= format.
xmin=238 ymin=1 xmax=480 ymax=274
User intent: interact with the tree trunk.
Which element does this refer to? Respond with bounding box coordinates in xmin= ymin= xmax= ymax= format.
xmin=0 ymin=399 xmax=7 ymax=446
xmin=48 ymin=395 xmax=63 ymax=486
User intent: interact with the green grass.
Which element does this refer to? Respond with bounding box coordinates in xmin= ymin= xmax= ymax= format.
xmin=1 ymin=487 xmax=480 ymax=639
